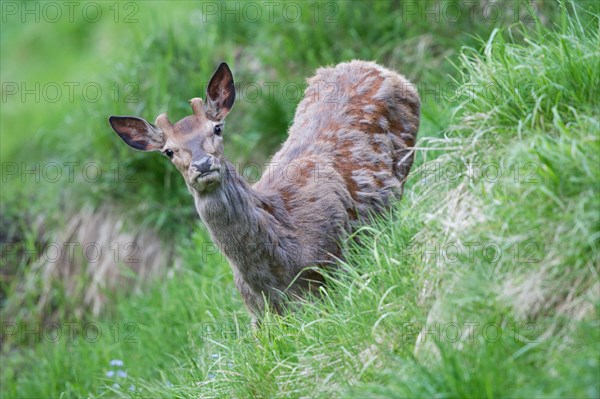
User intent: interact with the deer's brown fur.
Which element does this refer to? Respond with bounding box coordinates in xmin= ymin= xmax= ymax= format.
xmin=109 ymin=60 xmax=420 ymax=322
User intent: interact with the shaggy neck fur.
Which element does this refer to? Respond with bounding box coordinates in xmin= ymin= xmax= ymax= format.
xmin=191 ymin=161 xmax=298 ymax=314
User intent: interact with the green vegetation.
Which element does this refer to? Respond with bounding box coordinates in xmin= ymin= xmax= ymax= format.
xmin=1 ymin=1 xmax=599 ymax=398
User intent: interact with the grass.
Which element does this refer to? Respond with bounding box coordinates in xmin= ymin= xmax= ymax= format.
xmin=1 ymin=1 xmax=599 ymax=398
xmin=1 ymin=0 xmax=530 ymax=337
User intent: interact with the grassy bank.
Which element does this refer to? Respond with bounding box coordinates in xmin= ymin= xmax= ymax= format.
xmin=1 ymin=1 xmax=599 ymax=398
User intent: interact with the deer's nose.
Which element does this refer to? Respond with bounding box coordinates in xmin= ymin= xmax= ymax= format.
xmin=191 ymin=157 xmax=214 ymax=175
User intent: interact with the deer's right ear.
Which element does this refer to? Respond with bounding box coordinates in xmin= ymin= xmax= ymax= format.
xmin=108 ymin=116 xmax=164 ymax=151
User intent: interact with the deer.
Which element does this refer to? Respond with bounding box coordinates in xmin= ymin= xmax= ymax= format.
xmin=109 ymin=61 xmax=420 ymax=325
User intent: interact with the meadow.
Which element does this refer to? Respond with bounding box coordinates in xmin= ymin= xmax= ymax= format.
xmin=1 ymin=1 xmax=599 ymax=398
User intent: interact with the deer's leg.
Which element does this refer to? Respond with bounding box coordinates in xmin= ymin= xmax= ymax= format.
xmin=234 ymin=274 xmax=266 ymax=318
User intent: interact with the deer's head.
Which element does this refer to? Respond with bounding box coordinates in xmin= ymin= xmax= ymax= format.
xmin=109 ymin=62 xmax=235 ymax=193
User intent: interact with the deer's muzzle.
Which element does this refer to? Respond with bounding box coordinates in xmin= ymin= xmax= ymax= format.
xmin=189 ymin=156 xmax=221 ymax=191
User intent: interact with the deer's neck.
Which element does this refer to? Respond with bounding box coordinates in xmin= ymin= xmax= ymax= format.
xmin=192 ymin=162 xmax=295 ymax=292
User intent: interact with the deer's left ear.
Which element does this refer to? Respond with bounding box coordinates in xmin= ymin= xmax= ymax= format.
xmin=205 ymin=62 xmax=235 ymax=121
xmin=108 ymin=116 xmax=165 ymax=151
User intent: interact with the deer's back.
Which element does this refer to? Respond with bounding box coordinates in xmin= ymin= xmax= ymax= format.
xmin=255 ymin=60 xmax=420 ymax=238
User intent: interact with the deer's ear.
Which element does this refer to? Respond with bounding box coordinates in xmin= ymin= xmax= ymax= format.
xmin=205 ymin=62 xmax=235 ymax=121
xmin=108 ymin=116 xmax=164 ymax=151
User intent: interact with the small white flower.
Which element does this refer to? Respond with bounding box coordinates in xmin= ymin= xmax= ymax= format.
xmin=208 ymin=373 xmax=215 ymax=380
xmin=128 ymin=385 xmax=136 ymax=392
xmin=117 ymin=370 xmax=127 ymax=378
xmin=112 ymin=383 xmax=120 ymax=389
xmin=210 ymin=353 xmax=219 ymax=359
xmin=106 ymin=371 xmax=115 ymax=378
xmin=110 ymin=359 xmax=124 ymax=367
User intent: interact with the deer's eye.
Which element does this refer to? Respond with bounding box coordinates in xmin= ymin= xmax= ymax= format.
xmin=214 ymin=125 xmax=222 ymax=136
xmin=164 ymin=149 xmax=174 ymax=158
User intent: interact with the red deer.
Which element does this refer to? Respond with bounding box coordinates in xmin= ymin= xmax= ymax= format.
xmin=109 ymin=61 xmax=420 ymax=324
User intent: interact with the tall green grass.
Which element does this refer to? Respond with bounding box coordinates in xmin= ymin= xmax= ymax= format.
xmin=2 ymin=0 xmax=545 ymax=342
xmin=1 ymin=1 xmax=599 ymax=398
